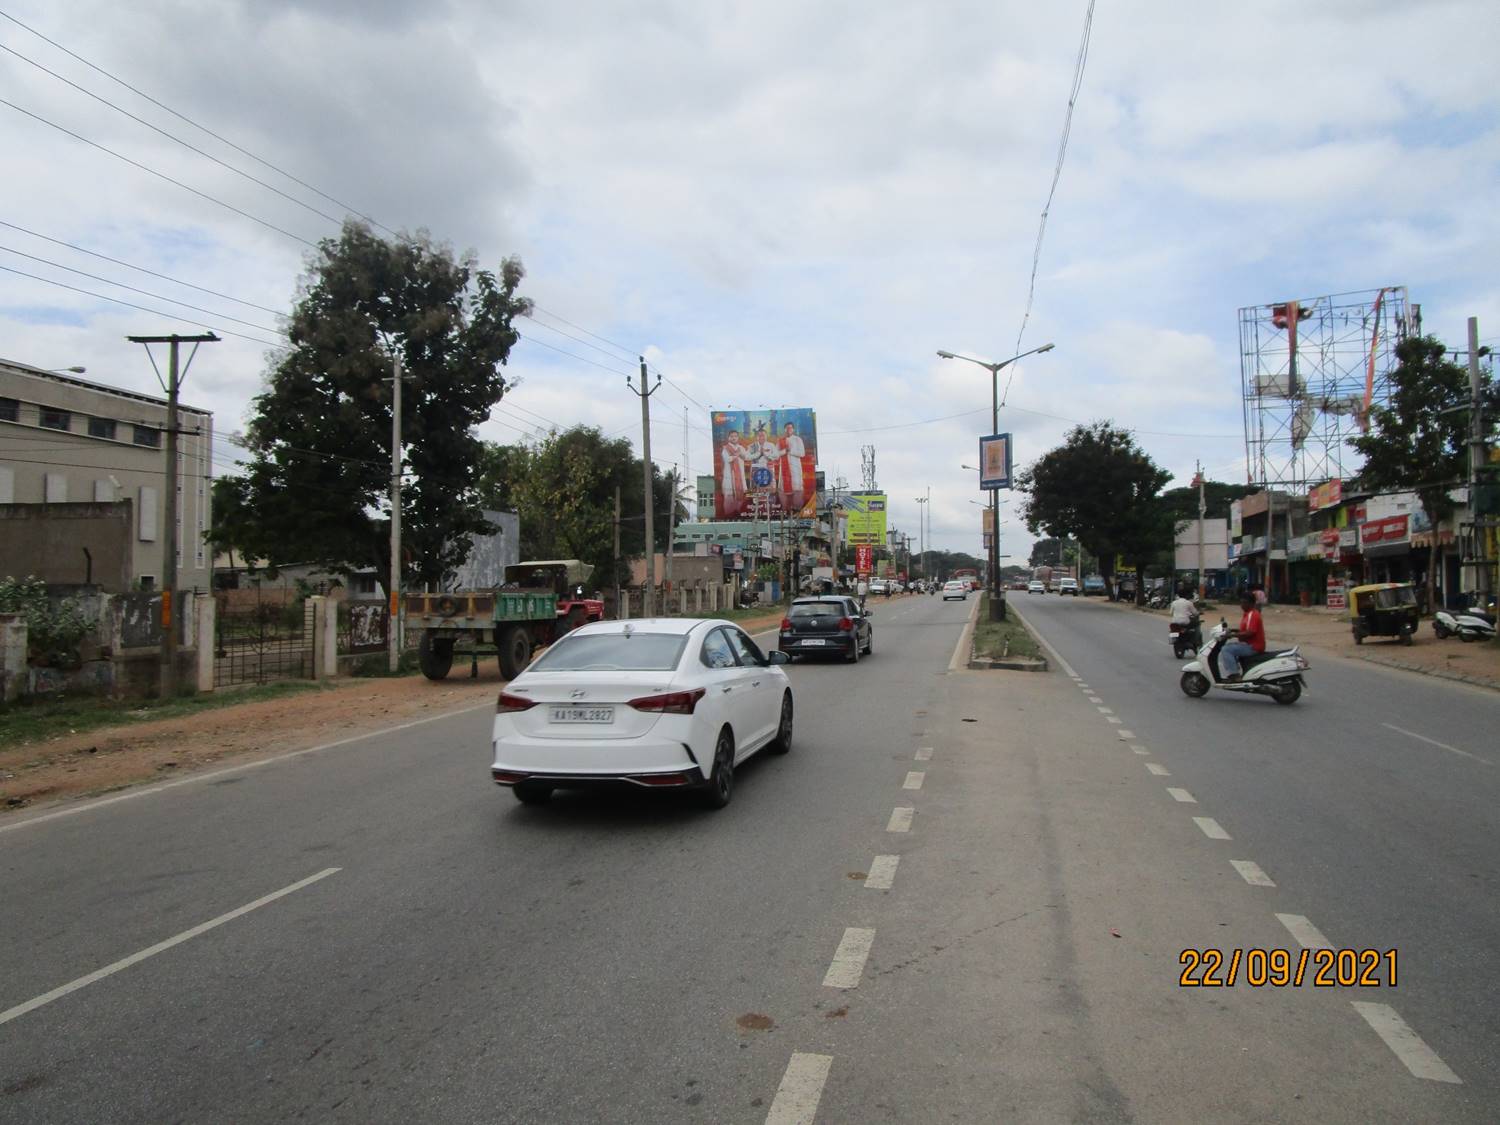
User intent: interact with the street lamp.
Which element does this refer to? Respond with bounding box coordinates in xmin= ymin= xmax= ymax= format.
xmin=48 ymin=365 xmax=87 ymax=374
xmin=938 ymin=342 xmax=1055 ymax=620
xmin=914 ymin=491 xmax=929 ymax=581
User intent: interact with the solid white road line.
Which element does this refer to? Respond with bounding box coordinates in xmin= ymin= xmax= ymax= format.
xmin=1381 ymin=723 xmax=1493 ymax=766
xmin=865 ymin=855 xmax=900 ymax=890
xmin=0 ymin=703 xmax=500 ymax=835
xmin=1006 ymin=600 xmax=1078 ymax=677
xmin=903 ymin=771 xmax=925 ymax=790
xmin=1117 ymin=730 xmax=1135 ymax=740
xmin=947 ymin=595 xmax=983 ymax=672
xmin=1230 ymin=860 xmax=1276 ymax=887
xmin=914 ymin=747 xmax=933 ymax=761
xmin=887 ymin=807 xmax=914 ymax=833
xmin=1193 ymin=817 xmax=1231 ymax=840
xmin=1146 ymin=763 xmax=1170 ymax=776
xmin=1351 ymin=1002 xmax=1463 ymax=1084
xmin=1275 ymin=913 xmax=1332 ymax=950
xmin=823 ymin=927 xmax=876 ymax=989
xmin=765 ymin=1052 xmax=835 ymax=1124
xmin=1166 ymin=787 xmax=1196 ymax=803
xmin=0 ymin=867 xmax=341 ymax=1027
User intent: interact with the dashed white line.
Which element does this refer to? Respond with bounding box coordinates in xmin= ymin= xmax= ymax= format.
xmin=1117 ymin=730 xmax=1135 ymax=740
xmin=914 ymin=747 xmax=933 ymax=761
xmin=1132 ymin=747 xmax=1150 ymax=755
xmin=823 ymin=927 xmax=876 ymax=989
xmin=1230 ymin=860 xmax=1275 ymax=887
xmin=1146 ymin=763 xmax=1170 ymax=776
xmin=766 ymin=1052 xmax=835 ymax=1124
xmin=1106 ymin=717 xmax=1122 ymax=724
xmin=0 ymin=867 xmax=342 ymax=1027
xmin=1087 ymin=695 xmax=1103 ymax=703
xmin=902 ymin=771 xmax=925 ymax=790
xmin=1166 ymin=787 xmax=1196 ymax=803
xmin=1275 ymin=913 xmax=1332 ymax=950
xmin=1381 ymin=723 xmax=1492 ymax=766
xmin=865 ymin=855 xmax=900 ymax=890
xmin=1096 ymin=705 xmax=1112 ymax=713
xmin=1193 ymin=816 xmax=1231 ymax=840
xmin=886 ymin=807 xmax=914 ymax=833
xmin=1351 ymin=1002 xmax=1463 ymax=1084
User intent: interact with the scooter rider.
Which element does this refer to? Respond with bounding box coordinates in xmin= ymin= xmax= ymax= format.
xmin=1219 ymin=592 xmax=1265 ymax=682
xmin=1170 ymin=587 xmax=1198 ymax=629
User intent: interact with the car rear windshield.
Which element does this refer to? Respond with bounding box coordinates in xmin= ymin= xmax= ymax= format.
xmin=790 ymin=602 xmax=846 ymax=618
xmin=527 ymin=632 xmax=688 ymax=672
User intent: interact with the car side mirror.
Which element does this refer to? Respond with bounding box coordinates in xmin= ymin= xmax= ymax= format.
xmin=767 ymin=650 xmax=791 ymax=665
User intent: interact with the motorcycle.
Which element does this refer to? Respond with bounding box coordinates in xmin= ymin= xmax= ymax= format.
xmin=1179 ymin=619 xmax=1309 ymax=705
xmin=1433 ymin=603 xmax=1497 ymax=643
xmin=1169 ymin=612 xmax=1203 ymax=659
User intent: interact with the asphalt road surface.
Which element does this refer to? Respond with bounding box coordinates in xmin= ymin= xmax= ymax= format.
xmin=1 ymin=591 xmax=1494 ymax=1122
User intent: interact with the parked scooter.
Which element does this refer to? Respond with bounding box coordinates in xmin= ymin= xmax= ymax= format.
xmin=1170 ymin=612 xmax=1203 ymax=659
xmin=1433 ymin=603 xmax=1497 ymax=643
xmin=1180 ymin=619 xmax=1310 ymax=704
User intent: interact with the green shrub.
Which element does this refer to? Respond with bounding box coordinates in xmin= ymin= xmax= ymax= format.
xmin=0 ymin=575 xmax=98 ymax=666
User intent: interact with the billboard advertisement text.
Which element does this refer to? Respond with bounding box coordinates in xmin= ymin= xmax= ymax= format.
xmin=711 ymin=408 xmax=818 ymax=519
xmin=845 ymin=491 xmax=887 ymax=545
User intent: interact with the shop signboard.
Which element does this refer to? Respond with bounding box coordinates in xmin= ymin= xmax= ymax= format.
xmin=711 ymin=408 xmax=818 ymax=519
xmin=1230 ymin=499 xmax=1243 ymax=538
xmin=1326 ymin=577 xmax=1348 ymax=610
xmin=855 ymin=545 xmax=874 ymax=576
xmin=1360 ymin=515 xmax=1410 ymax=546
xmin=1308 ymin=479 xmax=1343 ymax=512
xmin=845 ymin=491 xmax=888 ymax=545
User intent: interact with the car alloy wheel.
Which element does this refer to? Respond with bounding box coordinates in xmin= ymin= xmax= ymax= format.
xmin=701 ymin=729 xmax=735 ymax=809
xmin=770 ymin=693 xmax=793 ymax=754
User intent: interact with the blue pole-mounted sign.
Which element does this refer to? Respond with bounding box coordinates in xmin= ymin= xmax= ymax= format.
xmin=979 ymin=433 xmax=1013 ymax=490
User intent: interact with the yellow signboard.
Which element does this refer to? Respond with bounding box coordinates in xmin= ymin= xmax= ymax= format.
xmin=845 ymin=491 xmax=887 ymax=545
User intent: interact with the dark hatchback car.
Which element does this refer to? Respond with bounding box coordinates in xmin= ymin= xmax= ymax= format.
xmin=779 ymin=597 xmax=873 ymax=663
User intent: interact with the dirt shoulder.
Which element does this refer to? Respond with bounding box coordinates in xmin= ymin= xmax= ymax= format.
xmin=0 ymin=605 xmax=803 ymax=816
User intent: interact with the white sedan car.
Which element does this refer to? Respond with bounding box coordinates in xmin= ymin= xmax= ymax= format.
xmin=491 ymin=619 xmax=793 ymax=809
xmin=1028 ymin=581 xmax=1046 ymax=594
xmin=942 ymin=580 xmax=967 ymax=601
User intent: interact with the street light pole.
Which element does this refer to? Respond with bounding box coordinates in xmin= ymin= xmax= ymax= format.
xmin=940 ymin=343 xmax=1055 ymax=621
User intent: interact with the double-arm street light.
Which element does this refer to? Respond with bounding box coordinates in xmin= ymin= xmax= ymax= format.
xmin=940 ymin=343 xmax=1054 ymax=620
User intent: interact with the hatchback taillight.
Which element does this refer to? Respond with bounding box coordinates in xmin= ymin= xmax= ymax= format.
xmin=780 ymin=618 xmax=792 ymax=632
xmin=497 ymin=692 xmax=537 ymax=713
xmin=627 ymin=688 xmax=706 ymax=714
xmin=837 ymin=617 xmax=854 ymax=631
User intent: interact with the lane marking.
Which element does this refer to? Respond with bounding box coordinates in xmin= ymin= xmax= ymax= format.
xmin=865 ymin=855 xmax=900 ymax=890
xmin=1193 ymin=816 xmax=1231 ymax=840
xmin=1117 ymin=730 xmax=1135 ymax=740
xmin=1166 ymin=787 xmax=1196 ymax=803
xmin=823 ymin=927 xmax=875 ymax=989
xmin=902 ymin=771 xmax=925 ymax=790
xmin=1381 ymin=723 xmax=1492 ymax=766
xmin=765 ymin=1052 xmax=834 ymax=1124
xmin=914 ymin=747 xmax=933 ymax=761
xmin=1087 ymin=696 xmax=1103 ymax=703
xmin=1275 ymin=913 xmax=1332 ymax=950
xmin=947 ymin=595 xmax=983 ymax=672
xmin=1006 ymin=600 xmax=1078 ymax=677
xmin=1096 ymin=705 xmax=1112 ymax=713
xmin=887 ymin=807 xmax=914 ymax=833
xmin=1230 ymin=860 xmax=1275 ymax=887
xmin=0 ymin=867 xmax=341 ymax=1027
xmin=1106 ymin=717 xmax=1122 ymax=724
xmin=1351 ymin=1002 xmax=1463 ymax=1084
xmin=1146 ymin=763 xmax=1170 ymax=776
xmin=1132 ymin=747 xmax=1150 ymax=755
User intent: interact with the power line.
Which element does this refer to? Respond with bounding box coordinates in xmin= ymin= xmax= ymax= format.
xmin=527 ymin=303 xmax=638 ymax=362
xmin=513 ymin=330 xmax=636 ymax=377
xmin=1002 ymin=0 xmax=1096 ymax=408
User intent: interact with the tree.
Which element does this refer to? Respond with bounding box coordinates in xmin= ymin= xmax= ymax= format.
xmin=1349 ymin=334 xmax=1477 ymax=611
xmin=475 ymin=426 xmax=684 ymax=589
xmin=1018 ymin=422 xmax=1172 ymax=603
xmin=1029 ymin=538 xmax=1063 ymax=567
xmin=219 ymin=221 xmax=529 ymax=594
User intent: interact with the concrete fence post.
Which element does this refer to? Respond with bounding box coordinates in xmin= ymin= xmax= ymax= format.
xmin=194 ymin=594 xmax=216 ymax=693
xmin=0 ymin=613 xmax=27 ymax=704
xmin=319 ymin=598 xmax=338 ymax=679
xmin=620 ymin=591 xmax=630 ymax=620
xmin=310 ymin=596 xmax=328 ymax=681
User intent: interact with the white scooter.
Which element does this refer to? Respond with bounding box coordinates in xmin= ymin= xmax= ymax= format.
xmin=1432 ymin=604 xmax=1497 ymax=643
xmin=1180 ymin=619 xmax=1310 ymax=705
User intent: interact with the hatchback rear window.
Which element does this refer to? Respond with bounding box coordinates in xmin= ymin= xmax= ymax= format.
xmin=789 ymin=602 xmax=846 ymax=618
xmin=528 ymin=632 xmax=688 ymax=672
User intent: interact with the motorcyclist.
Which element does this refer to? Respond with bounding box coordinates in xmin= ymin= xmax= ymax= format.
xmin=1169 ymin=586 xmax=1199 ymax=649
xmin=1219 ymin=592 xmax=1265 ymax=682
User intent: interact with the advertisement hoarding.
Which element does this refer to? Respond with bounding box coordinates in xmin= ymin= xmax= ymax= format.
xmin=979 ymin=433 xmax=1013 ymax=490
xmin=1308 ymin=479 xmax=1343 ymax=512
xmin=855 ymin=545 xmax=874 ymax=576
xmin=845 ymin=491 xmax=888 ymax=545
xmin=711 ymin=408 xmax=818 ymax=519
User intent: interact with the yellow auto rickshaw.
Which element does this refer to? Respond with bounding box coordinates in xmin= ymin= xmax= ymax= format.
xmin=1349 ymin=582 xmax=1419 ymax=646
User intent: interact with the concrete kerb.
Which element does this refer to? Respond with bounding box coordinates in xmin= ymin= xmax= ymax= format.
xmin=967 ymin=596 xmax=1049 ymax=673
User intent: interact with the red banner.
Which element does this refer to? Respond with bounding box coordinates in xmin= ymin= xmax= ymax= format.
xmin=1360 ymin=515 xmax=1409 ymax=545
xmin=855 ymin=545 xmax=874 ymax=576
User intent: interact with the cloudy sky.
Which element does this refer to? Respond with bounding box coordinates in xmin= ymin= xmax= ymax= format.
xmin=3 ymin=0 xmax=1498 ymax=561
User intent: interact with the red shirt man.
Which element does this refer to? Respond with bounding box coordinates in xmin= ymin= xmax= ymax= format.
xmin=1238 ymin=605 xmax=1266 ymax=653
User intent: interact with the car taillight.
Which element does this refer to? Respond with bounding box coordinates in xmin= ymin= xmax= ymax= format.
xmin=837 ymin=617 xmax=854 ymax=631
xmin=497 ymin=692 xmax=537 ymax=713
xmin=627 ymin=688 xmax=706 ymax=714
xmin=780 ymin=618 xmax=792 ymax=631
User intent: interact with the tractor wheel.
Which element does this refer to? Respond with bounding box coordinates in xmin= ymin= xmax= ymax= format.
xmin=418 ymin=632 xmax=454 ymax=680
xmin=498 ymin=625 xmax=532 ymax=679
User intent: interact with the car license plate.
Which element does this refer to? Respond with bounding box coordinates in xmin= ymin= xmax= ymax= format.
xmin=801 ymin=638 xmax=826 ymax=646
xmin=548 ymin=706 xmax=615 ymax=723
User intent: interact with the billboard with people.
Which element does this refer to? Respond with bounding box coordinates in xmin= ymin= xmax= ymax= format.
xmin=711 ymin=408 xmax=818 ymax=519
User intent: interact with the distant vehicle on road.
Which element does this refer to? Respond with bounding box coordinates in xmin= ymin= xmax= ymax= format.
xmin=1027 ymin=580 xmax=1046 ymax=594
xmin=491 ymin=619 xmax=793 ymax=808
xmin=1083 ymin=575 xmax=1106 ymax=596
xmin=1058 ymin=577 xmax=1080 ymax=596
xmin=779 ymin=597 xmax=872 ymax=663
xmin=942 ymin=580 xmax=967 ymax=601
xmin=868 ymin=578 xmax=890 ymax=595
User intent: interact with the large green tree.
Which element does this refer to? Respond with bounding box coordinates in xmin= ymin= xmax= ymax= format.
xmin=1018 ymin=422 xmax=1172 ymax=602
xmin=1029 ymin=537 xmax=1064 ymax=567
xmin=1349 ymin=334 xmax=1481 ymax=610
xmin=216 ymin=222 xmax=530 ymax=592
xmin=475 ymin=426 xmax=683 ymax=588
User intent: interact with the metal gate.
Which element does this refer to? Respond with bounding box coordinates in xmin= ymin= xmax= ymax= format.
xmin=214 ymin=596 xmax=315 ymax=687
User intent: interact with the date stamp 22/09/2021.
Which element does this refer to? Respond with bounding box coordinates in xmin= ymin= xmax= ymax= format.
xmin=1179 ymin=948 xmax=1397 ymax=988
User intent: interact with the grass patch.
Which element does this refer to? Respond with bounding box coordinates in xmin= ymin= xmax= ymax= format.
xmin=972 ymin=595 xmax=1041 ymax=661
xmin=0 ymin=680 xmax=327 ymax=751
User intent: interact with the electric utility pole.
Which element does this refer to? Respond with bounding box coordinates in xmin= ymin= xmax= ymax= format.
xmin=628 ymin=358 xmax=663 ymax=615
xmin=1196 ymin=459 xmax=1206 ymax=598
xmin=128 ymin=332 xmax=219 ymax=697
xmin=1467 ymin=317 xmax=1493 ymax=604
xmin=613 ymin=485 xmax=622 ymax=617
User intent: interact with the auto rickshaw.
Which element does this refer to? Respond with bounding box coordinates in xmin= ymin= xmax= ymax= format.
xmin=1349 ymin=582 xmax=1419 ymax=645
